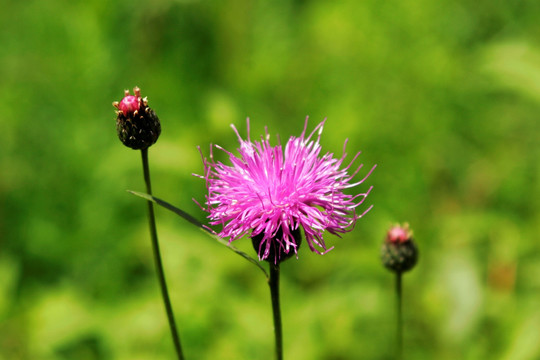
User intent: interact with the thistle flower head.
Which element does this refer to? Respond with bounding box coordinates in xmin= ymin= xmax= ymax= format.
xmin=113 ymin=87 xmax=161 ymax=150
xmin=196 ymin=118 xmax=375 ymax=263
xmin=382 ymin=223 xmax=418 ymax=273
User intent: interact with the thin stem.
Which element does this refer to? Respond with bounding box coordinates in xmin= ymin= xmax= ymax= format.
xmin=396 ymin=271 xmax=403 ymax=360
xmin=141 ymin=148 xmax=185 ymax=360
xmin=269 ymin=263 xmax=283 ymax=360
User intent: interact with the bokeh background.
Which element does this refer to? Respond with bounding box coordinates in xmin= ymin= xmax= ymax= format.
xmin=1 ymin=0 xmax=539 ymax=359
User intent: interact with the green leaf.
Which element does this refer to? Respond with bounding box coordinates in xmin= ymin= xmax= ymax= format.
xmin=128 ymin=190 xmax=268 ymax=278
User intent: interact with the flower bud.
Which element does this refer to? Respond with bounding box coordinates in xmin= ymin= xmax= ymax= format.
xmin=251 ymin=227 xmax=302 ymax=264
xmin=381 ymin=224 xmax=418 ymax=273
xmin=113 ymin=87 xmax=161 ymax=150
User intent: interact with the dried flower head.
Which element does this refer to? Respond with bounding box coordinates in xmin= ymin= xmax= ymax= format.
xmin=113 ymin=87 xmax=161 ymax=150
xmin=196 ymin=118 xmax=375 ymax=263
xmin=381 ymin=223 xmax=418 ymax=273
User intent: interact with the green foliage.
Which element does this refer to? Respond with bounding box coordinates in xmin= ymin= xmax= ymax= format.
xmin=1 ymin=0 xmax=539 ymax=359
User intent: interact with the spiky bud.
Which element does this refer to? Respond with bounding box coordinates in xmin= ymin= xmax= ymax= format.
xmin=381 ymin=224 xmax=418 ymax=273
xmin=113 ymin=87 xmax=161 ymax=150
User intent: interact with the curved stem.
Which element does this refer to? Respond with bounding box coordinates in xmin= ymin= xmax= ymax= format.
xmin=141 ymin=148 xmax=185 ymax=360
xmin=269 ymin=263 xmax=283 ymax=360
xmin=396 ymin=271 xmax=403 ymax=360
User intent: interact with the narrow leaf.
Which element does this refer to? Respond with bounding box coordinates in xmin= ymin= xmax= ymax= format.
xmin=128 ymin=190 xmax=268 ymax=278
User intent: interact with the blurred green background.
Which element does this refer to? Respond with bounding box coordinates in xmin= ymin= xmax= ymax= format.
xmin=1 ymin=0 xmax=539 ymax=359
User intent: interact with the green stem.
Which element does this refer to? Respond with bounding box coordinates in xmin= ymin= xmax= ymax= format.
xmin=269 ymin=263 xmax=283 ymax=360
xmin=141 ymin=148 xmax=184 ymax=360
xmin=396 ymin=271 xmax=403 ymax=360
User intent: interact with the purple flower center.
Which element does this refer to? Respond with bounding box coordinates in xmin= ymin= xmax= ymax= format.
xmin=387 ymin=226 xmax=410 ymax=243
xmin=118 ymin=95 xmax=140 ymax=115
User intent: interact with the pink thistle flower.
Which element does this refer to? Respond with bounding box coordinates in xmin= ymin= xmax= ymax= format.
xmin=195 ymin=118 xmax=375 ymax=263
xmin=382 ymin=223 xmax=418 ymax=272
xmin=113 ymin=87 xmax=160 ymax=150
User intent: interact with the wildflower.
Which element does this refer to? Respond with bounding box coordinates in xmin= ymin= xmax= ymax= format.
xmin=381 ymin=223 xmax=418 ymax=273
xmin=113 ymin=87 xmax=161 ymax=150
xmin=196 ymin=118 xmax=375 ymax=263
